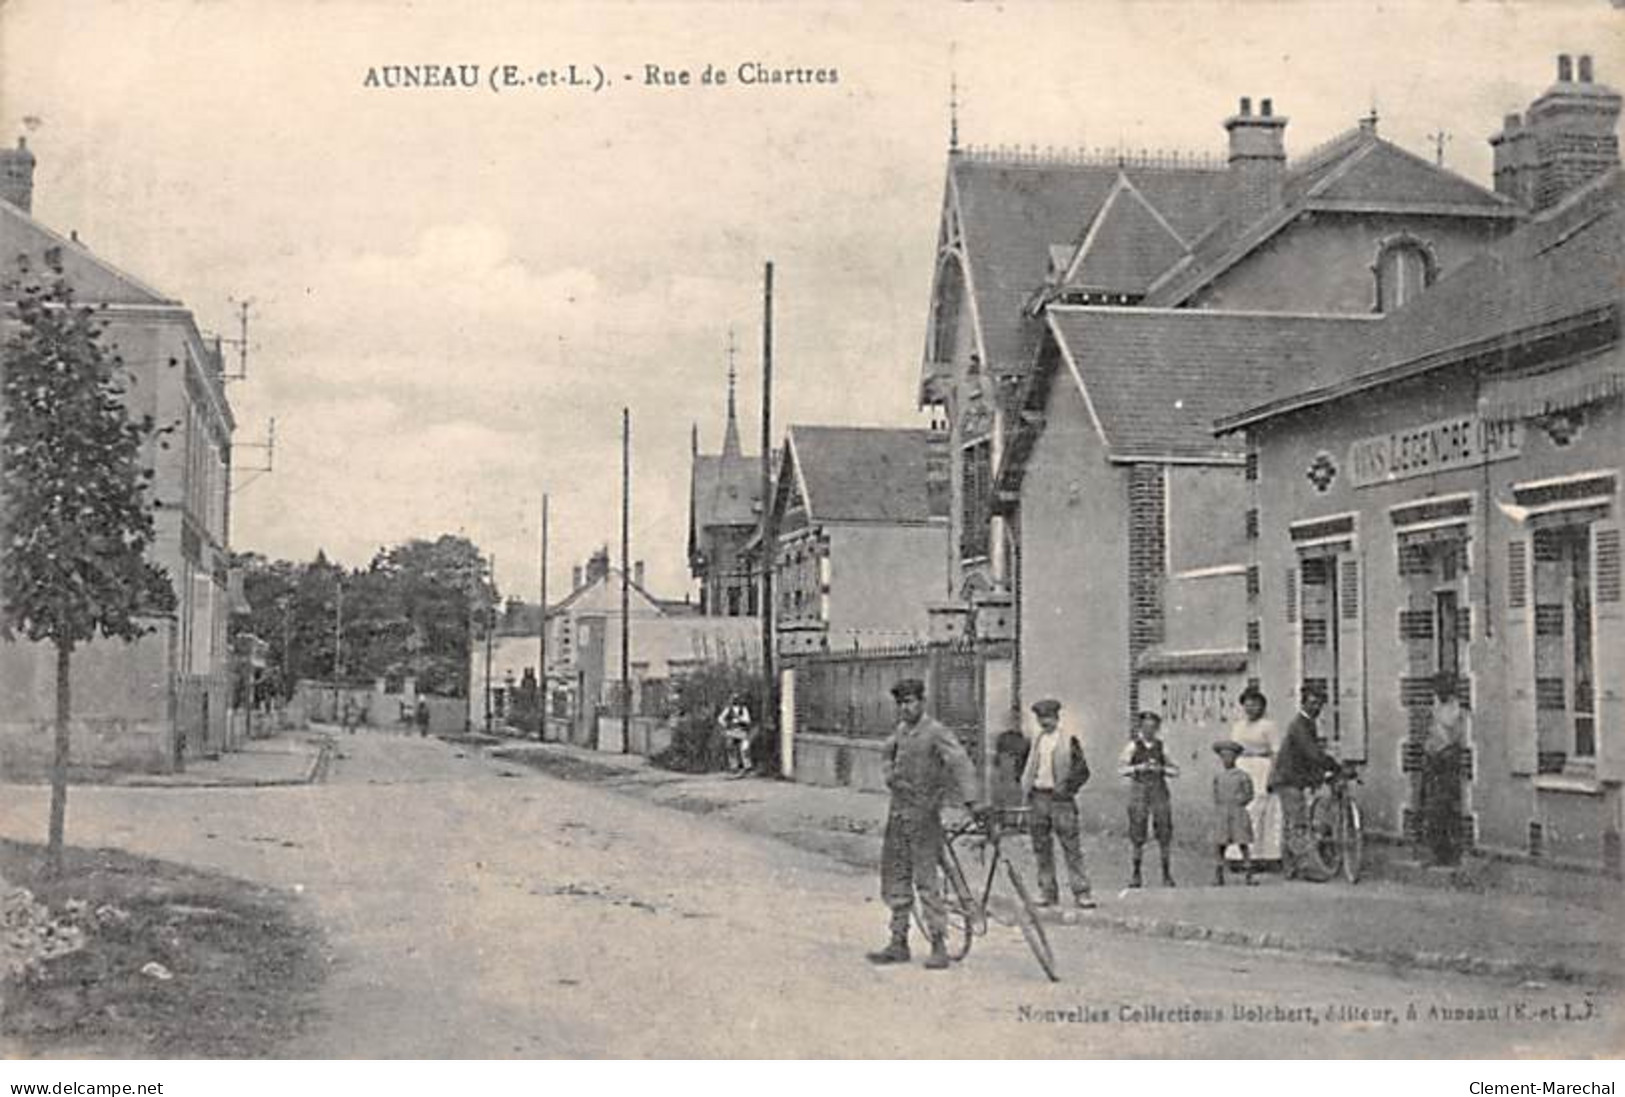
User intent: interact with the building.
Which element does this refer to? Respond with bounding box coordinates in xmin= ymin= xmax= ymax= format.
xmin=1215 ymin=56 xmax=1622 ymax=869
xmin=921 ymin=74 xmax=1523 ymax=774
xmin=0 ymin=138 xmax=236 ymax=775
xmin=687 ymin=365 xmax=762 ymax=617
xmin=767 ymin=425 xmax=949 ymax=654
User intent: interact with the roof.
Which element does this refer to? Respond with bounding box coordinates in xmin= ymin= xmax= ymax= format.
xmin=0 ymin=199 xmax=176 ymax=306
xmin=946 ymin=152 xmax=1229 ymax=374
xmin=689 ymin=450 xmax=760 ymax=534
xmin=1049 ymin=307 xmax=1374 ymax=459
xmin=1146 ymin=131 xmax=1516 ymax=306
xmin=1217 ymin=169 xmax=1622 ymax=431
xmin=782 ymin=425 xmax=942 ymax=524
xmin=936 ymin=126 xmax=1513 ymax=394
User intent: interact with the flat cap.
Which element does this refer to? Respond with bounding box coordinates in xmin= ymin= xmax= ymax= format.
xmin=890 ymin=678 xmax=926 ymax=701
xmin=1031 ymin=698 xmax=1061 ymax=718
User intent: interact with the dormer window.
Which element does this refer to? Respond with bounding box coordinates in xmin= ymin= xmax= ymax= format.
xmin=1373 ymin=236 xmax=1438 ymax=313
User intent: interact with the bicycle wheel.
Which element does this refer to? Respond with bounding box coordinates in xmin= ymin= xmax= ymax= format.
xmin=1340 ymin=796 xmax=1364 ymax=884
xmin=914 ymin=850 xmax=975 ymax=960
xmin=1309 ymin=791 xmax=1342 ymax=877
xmin=1003 ymin=861 xmax=1059 ymax=983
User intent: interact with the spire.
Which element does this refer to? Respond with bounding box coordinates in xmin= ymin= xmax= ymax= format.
xmin=721 ymin=327 xmax=742 ymax=459
xmin=948 ymin=43 xmax=961 ymax=154
xmin=691 ymin=421 xmax=699 ymax=458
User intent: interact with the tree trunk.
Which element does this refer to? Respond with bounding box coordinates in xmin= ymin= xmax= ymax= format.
xmin=47 ymin=639 xmax=72 ymax=877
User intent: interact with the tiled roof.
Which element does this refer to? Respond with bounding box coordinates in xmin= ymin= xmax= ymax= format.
xmin=788 ymin=425 xmax=939 ymax=523
xmin=1062 ymin=176 xmax=1191 ymax=294
xmin=690 ymin=451 xmax=760 ymax=532
xmin=1045 ymin=306 xmax=1374 ymax=460
xmin=949 ymin=155 xmax=1227 ymax=371
xmin=1145 ymin=133 xmax=1516 ymax=306
xmin=0 ymin=200 xmax=174 ymax=306
xmin=1218 ymin=169 xmax=1622 ymax=429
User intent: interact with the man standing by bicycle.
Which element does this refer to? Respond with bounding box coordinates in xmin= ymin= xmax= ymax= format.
xmin=867 ymin=678 xmax=986 ymax=971
xmin=1269 ymin=685 xmax=1340 ymax=882
xmin=1021 ymin=698 xmax=1095 ymax=909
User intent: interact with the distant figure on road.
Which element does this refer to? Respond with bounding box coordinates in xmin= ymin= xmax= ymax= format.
xmin=717 ymin=695 xmax=753 ymax=776
xmin=415 ymin=697 xmax=431 ymax=738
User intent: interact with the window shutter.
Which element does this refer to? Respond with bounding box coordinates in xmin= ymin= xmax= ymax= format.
xmin=1505 ymin=536 xmax=1537 ymax=775
xmin=1285 ymin=567 xmax=1298 ymax=624
xmin=1592 ymin=521 xmax=1623 ymax=782
xmin=1337 ymin=556 xmax=1367 ymax=761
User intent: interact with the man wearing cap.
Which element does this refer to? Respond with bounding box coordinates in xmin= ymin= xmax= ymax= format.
xmin=1268 ymin=686 xmax=1340 ymax=882
xmin=867 ymin=677 xmax=986 ymax=970
xmin=1020 ymin=698 xmax=1095 ymax=909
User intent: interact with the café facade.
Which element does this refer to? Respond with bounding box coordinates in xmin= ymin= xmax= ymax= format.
xmin=1216 ymin=170 xmax=1622 ymax=870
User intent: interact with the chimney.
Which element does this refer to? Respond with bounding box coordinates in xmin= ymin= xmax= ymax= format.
xmin=586 ymin=546 xmax=611 ymax=584
xmin=1522 ymin=52 xmax=1621 ymax=211
xmin=924 ymin=424 xmax=951 ymax=519
xmin=0 ymin=136 xmax=36 ymax=213
xmin=572 ymin=565 xmax=583 ymax=590
xmin=1489 ymin=112 xmax=1536 ymax=207
xmin=633 ymin=560 xmax=645 ymax=588
xmin=1224 ymin=95 xmax=1287 ymax=227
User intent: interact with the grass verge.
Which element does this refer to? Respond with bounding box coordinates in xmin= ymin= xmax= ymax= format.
xmin=1 ymin=839 xmax=326 ymax=1058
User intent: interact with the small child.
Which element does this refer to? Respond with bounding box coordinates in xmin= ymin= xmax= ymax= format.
xmin=1212 ymin=739 xmax=1256 ymax=886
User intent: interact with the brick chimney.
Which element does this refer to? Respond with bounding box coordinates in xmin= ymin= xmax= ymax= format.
xmin=585 ymin=546 xmax=611 ymax=585
xmin=924 ymin=424 xmax=950 ymax=519
xmin=1489 ymin=111 xmax=1536 ymax=208
xmin=0 ymin=136 xmax=35 ymax=213
xmin=1509 ymin=53 xmax=1622 ymax=211
xmin=1224 ymin=96 xmax=1287 ymax=227
xmin=572 ymin=565 xmax=583 ymax=590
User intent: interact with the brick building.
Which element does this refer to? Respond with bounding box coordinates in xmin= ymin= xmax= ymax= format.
xmin=1216 ymin=56 xmax=1622 ymax=869
xmin=921 ymin=76 xmax=1520 ymax=785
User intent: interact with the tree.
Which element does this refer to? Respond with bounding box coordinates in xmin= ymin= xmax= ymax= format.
xmin=0 ymin=260 xmax=175 ymax=874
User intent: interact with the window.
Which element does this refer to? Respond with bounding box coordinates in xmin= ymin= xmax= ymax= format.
xmin=1534 ymin=525 xmax=1597 ymax=761
xmin=1373 ymin=238 xmax=1436 ymax=313
xmin=960 ymin=439 xmax=992 ymax=561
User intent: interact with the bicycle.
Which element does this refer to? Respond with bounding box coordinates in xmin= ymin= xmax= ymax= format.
xmin=1309 ymin=760 xmax=1364 ymax=883
xmin=913 ymin=808 xmax=1059 ymax=982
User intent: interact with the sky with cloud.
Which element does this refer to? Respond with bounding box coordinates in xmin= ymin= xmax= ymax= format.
xmin=2 ymin=0 xmax=1618 ymax=603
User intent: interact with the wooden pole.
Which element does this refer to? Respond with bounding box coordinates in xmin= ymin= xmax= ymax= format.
xmin=539 ymin=492 xmax=549 ymax=740
xmin=759 ymin=261 xmax=775 ymax=773
xmin=483 ymin=553 xmax=495 ymax=733
xmin=621 ymin=408 xmax=632 ymax=753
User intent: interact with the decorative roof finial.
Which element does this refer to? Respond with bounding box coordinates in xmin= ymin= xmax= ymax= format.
xmin=722 ymin=326 xmax=742 ymax=459
xmin=949 ymin=42 xmax=961 ymax=154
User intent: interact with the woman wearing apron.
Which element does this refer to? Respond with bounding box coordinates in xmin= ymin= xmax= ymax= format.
xmin=1228 ymin=685 xmax=1282 ymax=864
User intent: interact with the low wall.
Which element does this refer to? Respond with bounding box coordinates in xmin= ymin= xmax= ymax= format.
xmin=0 ymin=717 xmax=174 ymax=780
xmin=794 ymin=733 xmax=890 ymax=794
xmin=625 ymin=717 xmax=672 ymax=758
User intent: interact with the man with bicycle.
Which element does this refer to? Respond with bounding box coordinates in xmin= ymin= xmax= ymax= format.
xmin=1268 ymin=685 xmax=1340 ymax=882
xmin=867 ymin=678 xmax=987 ymax=971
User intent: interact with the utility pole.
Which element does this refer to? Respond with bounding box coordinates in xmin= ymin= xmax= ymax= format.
xmin=332 ymin=576 xmax=343 ymax=725
xmin=539 ymin=493 xmax=549 ymax=741
xmin=621 ymin=408 xmax=632 ymax=753
xmin=484 ymin=553 xmax=496 ymax=734
xmin=759 ymin=261 xmax=775 ymax=774
xmin=220 ymin=297 xmax=253 ymax=381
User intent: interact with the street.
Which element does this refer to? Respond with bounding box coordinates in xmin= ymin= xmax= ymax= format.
xmin=3 ymin=732 xmax=1618 ymax=1058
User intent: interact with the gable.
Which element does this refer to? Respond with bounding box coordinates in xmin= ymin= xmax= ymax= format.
xmin=0 ymin=202 xmax=173 ymax=305
xmin=1308 ymin=140 xmax=1514 ymax=210
xmin=1064 ymin=178 xmax=1191 ymax=294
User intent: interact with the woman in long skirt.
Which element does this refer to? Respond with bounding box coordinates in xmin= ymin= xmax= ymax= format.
xmin=1228 ymin=685 xmax=1282 ymax=863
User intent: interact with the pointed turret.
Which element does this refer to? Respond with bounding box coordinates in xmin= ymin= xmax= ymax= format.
xmin=721 ymin=330 xmax=742 ymax=459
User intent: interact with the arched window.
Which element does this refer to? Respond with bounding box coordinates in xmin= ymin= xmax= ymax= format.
xmin=1373 ymin=236 xmax=1437 ymax=313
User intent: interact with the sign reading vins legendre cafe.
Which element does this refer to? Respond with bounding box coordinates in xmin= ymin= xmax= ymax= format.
xmin=1349 ymin=414 xmax=1524 ymax=489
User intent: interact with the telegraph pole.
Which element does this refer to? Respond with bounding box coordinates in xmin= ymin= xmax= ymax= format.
xmin=332 ymin=577 xmax=343 ymax=724
xmin=538 ymin=493 xmax=549 ymax=740
xmin=759 ymin=261 xmax=775 ymax=773
xmin=621 ymin=408 xmax=632 ymax=753
xmin=484 ymin=554 xmax=496 ymax=733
